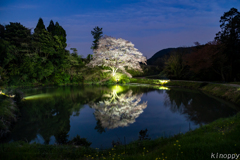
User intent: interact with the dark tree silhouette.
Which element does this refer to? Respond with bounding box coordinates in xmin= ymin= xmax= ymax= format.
xmin=184 ymin=41 xmax=227 ymax=81
xmin=53 ymin=22 xmax=67 ymax=48
xmin=0 ymin=24 xmax=4 ymax=39
xmin=91 ymin=26 xmax=103 ymax=50
xmin=139 ymin=129 xmax=151 ymax=140
xmin=34 ymin=18 xmax=46 ymax=33
xmin=94 ymin=120 xmax=105 ymax=134
xmin=215 ymin=8 xmax=240 ymax=81
xmin=47 ymin=20 xmax=55 ymax=34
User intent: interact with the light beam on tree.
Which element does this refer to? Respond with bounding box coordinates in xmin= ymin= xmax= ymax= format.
xmin=87 ymin=35 xmax=147 ymax=78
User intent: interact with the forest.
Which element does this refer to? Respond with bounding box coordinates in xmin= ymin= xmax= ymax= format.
xmin=0 ymin=7 xmax=240 ymax=88
xmin=153 ymin=7 xmax=240 ymax=82
xmin=0 ymin=18 xmax=87 ymax=86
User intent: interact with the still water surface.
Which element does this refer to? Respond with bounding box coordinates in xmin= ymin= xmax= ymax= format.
xmin=2 ymin=84 xmax=239 ymax=148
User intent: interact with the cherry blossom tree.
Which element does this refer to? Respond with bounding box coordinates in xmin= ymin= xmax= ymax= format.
xmin=86 ymin=35 xmax=147 ymax=78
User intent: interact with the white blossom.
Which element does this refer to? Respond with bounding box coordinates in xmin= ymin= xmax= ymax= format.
xmin=86 ymin=35 xmax=147 ymax=78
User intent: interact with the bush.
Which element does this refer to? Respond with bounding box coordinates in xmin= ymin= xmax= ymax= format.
xmin=105 ymin=77 xmax=116 ymax=85
xmin=69 ymin=135 xmax=92 ymax=147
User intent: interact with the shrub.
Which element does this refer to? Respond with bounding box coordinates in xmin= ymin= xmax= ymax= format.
xmin=69 ymin=135 xmax=92 ymax=147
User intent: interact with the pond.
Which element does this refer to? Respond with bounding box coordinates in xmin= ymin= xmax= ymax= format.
xmin=1 ymin=84 xmax=239 ymax=149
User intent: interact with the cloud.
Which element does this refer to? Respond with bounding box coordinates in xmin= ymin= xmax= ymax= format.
xmin=0 ymin=4 xmax=38 ymax=11
xmin=62 ymin=0 xmax=236 ymax=58
xmin=13 ymin=4 xmax=38 ymax=9
xmin=2 ymin=0 xmax=239 ymax=58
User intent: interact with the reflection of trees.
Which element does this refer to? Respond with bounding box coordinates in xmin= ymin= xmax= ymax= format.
xmin=89 ymin=89 xmax=147 ymax=129
xmin=164 ymin=88 xmax=237 ymax=125
xmin=3 ymin=86 xmax=108 ymax=144
xmin=94 ymin=120 xmax=105 ymax=134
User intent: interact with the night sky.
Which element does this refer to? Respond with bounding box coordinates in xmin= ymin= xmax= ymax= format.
xmin=1 ymin=0 xmax=240 ymax=58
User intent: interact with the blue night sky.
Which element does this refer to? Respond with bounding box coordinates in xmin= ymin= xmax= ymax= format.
xmin=1 ymin=0 xmax=240 ymax=58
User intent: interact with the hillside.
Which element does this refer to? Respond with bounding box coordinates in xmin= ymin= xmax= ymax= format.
xmin=147 ymin=46 xmax=197 ymax=65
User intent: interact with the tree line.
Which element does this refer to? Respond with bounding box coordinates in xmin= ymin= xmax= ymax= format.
xmin=0 ymin=18 xmax=103 ymax=86
xmin=0 ymin=8 xmax=239 ymax=86
xmin=160 ymin=8 xmax=240 ymax=82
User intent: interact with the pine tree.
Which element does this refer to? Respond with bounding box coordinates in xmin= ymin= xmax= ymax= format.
xmin=34 ymin=18 xmax=46 ymax=33
xmin=54 ymin=22 xmax=67 ymax=48
xmin=91 ymin=26 xmax=103 ymax=50
xmin=47 ymin=20 xmax=55 ymax=34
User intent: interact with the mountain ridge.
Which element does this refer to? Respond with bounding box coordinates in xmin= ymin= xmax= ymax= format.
xmin=147 ymin=46 xmax=197 ymax=65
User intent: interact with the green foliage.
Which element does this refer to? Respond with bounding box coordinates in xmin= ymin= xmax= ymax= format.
xmin=51 ymin=72 xmax=70 ymax=85
xmin=127 ymin=65 xmax=160 ymax=77
xmin=130 ymin=78 xmax=162 ymax=85
xmin=53 ymin=22 xmax=67 ymax=48
xmin=118 ymin=74 xmax=130 ymax=84
xmin=86 ymin=54 xmax=93 ymax=63
xmin=0 ymin=19 xmax=86 ymax=87
xmin=4 ymin=22 xmax=32 ymax=48
xmin=104 ymin=77 xmax=116 ymax=85
xmin=162 ymin=48 xmax=188 ymax=79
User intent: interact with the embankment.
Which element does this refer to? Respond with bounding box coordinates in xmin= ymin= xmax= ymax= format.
xmin=130 ymin=78 xmax=240 ymax=106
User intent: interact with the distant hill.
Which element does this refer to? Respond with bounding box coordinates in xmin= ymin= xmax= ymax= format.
xmin=147 ymin=46 xmax=197 ymax=65
xmin=147 ymin=48 xmax=176 ymax=65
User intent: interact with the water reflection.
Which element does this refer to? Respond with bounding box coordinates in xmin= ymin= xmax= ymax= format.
xmin=89 ymin=86 xmax=147 ymax=129
xmin=164 ymin=88 xmax=237 ymax=125
xmin=0 ymin=85 xmax=238 ymax=149
xmin=2 ymin=86 xmax=108 ymax=144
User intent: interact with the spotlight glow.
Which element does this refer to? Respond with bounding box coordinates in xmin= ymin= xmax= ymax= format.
xmin=159 ymin=80 xmax=170 ymax=85
xmin=24 ymin=94 xmax=52 ymax=100
xmin=159 ymin=86 xmax=170 ymax=90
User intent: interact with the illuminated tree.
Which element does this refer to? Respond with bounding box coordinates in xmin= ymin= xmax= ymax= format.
xmin=86 ymin=35 xmax=147 ymax=78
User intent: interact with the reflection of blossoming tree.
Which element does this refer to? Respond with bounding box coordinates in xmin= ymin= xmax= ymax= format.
xmin=89 ymin=90 xmax=147 ymax=129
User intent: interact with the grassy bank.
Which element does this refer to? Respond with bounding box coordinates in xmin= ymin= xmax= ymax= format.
xmin=130 ymin=78 xmax=240 ymax=106
xmin=1 ymin=112 xmax=240 ymax=160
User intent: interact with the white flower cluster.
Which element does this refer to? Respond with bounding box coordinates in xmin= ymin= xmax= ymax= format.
xmin=87 ymin=35 xmax=147 ymax=77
